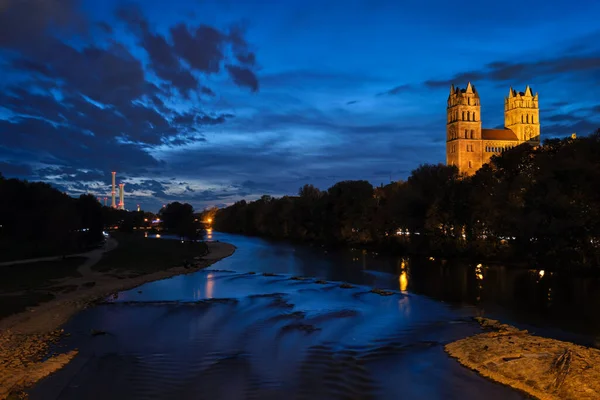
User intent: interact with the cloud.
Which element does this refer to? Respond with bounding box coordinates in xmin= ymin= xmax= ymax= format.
xmin=424 ymin=52 xmax=600 ymax=88
xmin=543 ymin=119 xmax=599 ymax=138
xmin=377 ymin=84 xmax=412 ymax=96
xmin=0 ymin=161 xmax=33 ymax=177
xmin=0 ymin=0 xmax=87 ymax=49
xmin=226 ymin=65 xmax=259 ymax=92
xmin=0 ymin=0 xmax=261 ymax=208
xmin=117 ymin=5 xmax=259 ymax=93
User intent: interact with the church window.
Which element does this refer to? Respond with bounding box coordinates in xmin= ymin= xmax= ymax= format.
xmin=468 ymin=161 xmax=472 ymax=168
xmin=521 ymin=115 xmax=524 ymax=123
xmin=462 ymin=111 xmax=465 ymax=120
xmin=467 ymin=111 xmax=471 ymax=121
xmin=473 ymin=112 xmax=477 ymax=121
xmin=526 ymin=114 xmax=529 ymax=123
xmin=470 ymin=129 xmax=474 ymax=138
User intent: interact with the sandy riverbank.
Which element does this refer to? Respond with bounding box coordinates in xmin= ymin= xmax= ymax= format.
xmin=445 ymin=317 xmax=600 ymax=400
xmin=0 ymin=241 xmax=235 ymax=399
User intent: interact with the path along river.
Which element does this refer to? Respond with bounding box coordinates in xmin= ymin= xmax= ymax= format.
xmin=30 ymin=231 xmax=600 ymax=399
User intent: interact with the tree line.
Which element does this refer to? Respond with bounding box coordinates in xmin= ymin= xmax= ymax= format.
xmin=213 ymin=132 xmax=600 ymax=269
xmin=0 ymin=174 xmax=204 ymax=261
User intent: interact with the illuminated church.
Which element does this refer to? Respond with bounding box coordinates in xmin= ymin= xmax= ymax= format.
xmin=446 ymin=83 xmax=540 ymax=175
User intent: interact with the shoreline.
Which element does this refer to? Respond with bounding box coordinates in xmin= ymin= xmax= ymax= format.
xmin=0 ymin=241 xmax=236 ymax=399
xmin=445 ymin=318 xmax=600 ymax=400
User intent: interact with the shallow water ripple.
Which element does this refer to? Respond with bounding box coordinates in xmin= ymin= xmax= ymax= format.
xmin=30 ymin=270 xmax=525 ymax=399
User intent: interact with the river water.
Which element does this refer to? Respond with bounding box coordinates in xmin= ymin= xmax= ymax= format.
xmin=30 ymin=231 xmax=600 ymax=399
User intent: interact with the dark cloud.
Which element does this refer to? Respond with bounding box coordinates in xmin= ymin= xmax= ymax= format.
xmin=171 ymin=24 xmax=224 ymax=73
xmin=377 ymin=84 xmax=412 ymax=96
xmin=121 ymin=179 xmax=167 ymax=193
xmin=226 ymin=65 xmax=259 ymax=92
xmin=9 ymin=58 xmax=52 ymax=76
xmin=117 ymin=5 xmax=259 ymax=93
xmin=425 ymin=71 xmax=486 ymax=88
xmin=346 ymin=100 xmax=359 ymax=105
xmin=0 ymin=0 xmax=87 ymax=49
xmin=0 ymin=1 xmax=261 ymax=202
xmin=545 ymin=113 xmax=582 ymax=123
xmin=424 ymin=52 xmax=600 ymax=88
xmin=0 ymin=161 xmax=33 ymax=177
xmin=543 ymin=119 xmax=599 ymax=138
xmin=96 ymin=21 xmax=113 ymax=34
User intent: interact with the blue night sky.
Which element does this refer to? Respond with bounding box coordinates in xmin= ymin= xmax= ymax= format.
xmin=1 ymin=0 xmax=599 ymax=212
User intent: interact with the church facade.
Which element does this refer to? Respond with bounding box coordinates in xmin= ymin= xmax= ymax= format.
xmin=446 ymin=83 xmax=540 ymax=175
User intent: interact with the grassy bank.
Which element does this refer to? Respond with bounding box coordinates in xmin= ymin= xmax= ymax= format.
xmin=92 ymin=232 xmax=208 ymax=275
xmin=0 ymin=257 xmax=87 ymax=319
xmin=0 ymin=233 xmax=209 ymax=320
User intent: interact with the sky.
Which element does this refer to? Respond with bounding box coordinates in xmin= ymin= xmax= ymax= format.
xmin=1 ymin=0 xmax=599 ymax=212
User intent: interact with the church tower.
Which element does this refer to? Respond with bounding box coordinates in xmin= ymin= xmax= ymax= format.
xmin=505 ymin=86 xmax=540 ymax=143
xmin=446 ymin=82 xmax=483 ymax=174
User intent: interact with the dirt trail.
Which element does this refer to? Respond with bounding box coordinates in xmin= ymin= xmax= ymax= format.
xmin=0 ymin=237 xmax=118 ymax=268
xmin=75 ymin=237 xmax=118 ymax=276
xmin=446 ymin=318 xmax=600 ymax=400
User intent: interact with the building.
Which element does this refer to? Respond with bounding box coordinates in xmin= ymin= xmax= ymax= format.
xmin=446 ymin=83 xmax=540 ymax=175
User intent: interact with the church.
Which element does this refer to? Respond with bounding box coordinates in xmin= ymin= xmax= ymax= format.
xmin=446 ymin=83 xmax=540 ymax=175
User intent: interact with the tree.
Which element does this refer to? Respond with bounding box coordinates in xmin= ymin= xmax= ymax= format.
xmin=159 ymin=202 xmax=204 ymax=240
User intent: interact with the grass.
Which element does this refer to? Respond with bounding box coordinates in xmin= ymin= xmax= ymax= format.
xmin=0 ymin=257 xmax=85 ymax=294
xmin=93 ymin=232 xmax=209 ymax=274
xmin=0 ymin=292 xmax=56 ymax=320
xmin=0 ymin=257 xmax=85 ymax=319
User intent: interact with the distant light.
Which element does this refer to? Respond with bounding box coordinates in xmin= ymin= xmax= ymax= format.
xmin=207 ymin=218 xmax=212 ymax=223
xmin=538 ymin=270 xmax=545 ymax=279
xmin=156 ymin=234 xmax=161 ymax=238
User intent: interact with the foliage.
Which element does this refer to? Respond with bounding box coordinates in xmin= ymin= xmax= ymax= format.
xmin=93 ymin=232 xmax=209 ymax=274
xmin=158 ymin=201 xmax=205 ymax=240
xmin=214 ymin=131 xmax=600 ymax=268
xmin=0 ymin=176 xmax=203 ymax=260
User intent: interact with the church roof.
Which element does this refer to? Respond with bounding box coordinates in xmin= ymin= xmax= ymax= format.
xmin=481 ymin=128 xmax=519 ymax=141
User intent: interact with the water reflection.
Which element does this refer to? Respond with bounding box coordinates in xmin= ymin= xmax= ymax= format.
xmin=206 ymin=232 xmax=600 ymax=340
xmin=29 ymin=231 xmax=600 ymax=399
xmin=398 ymin=258 xmax=409 ymax=293
xmin=205 ymin=272 xmax=214 ymax=299
xmin=32 ymin=270 xmax=523 ymax=400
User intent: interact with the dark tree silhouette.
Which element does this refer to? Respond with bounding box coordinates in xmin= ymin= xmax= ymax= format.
xmin=213 ymin=129 xmax=600 ymax=269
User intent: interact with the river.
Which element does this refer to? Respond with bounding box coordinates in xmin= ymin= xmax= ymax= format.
xmin=30 ymin=231 xmax=600 ymax=399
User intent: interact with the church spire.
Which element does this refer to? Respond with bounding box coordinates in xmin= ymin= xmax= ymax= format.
xmin=508 ymin=87 xmax=514 ymax=98
xmin=450 ymin=84 xmax=455 ymax=95
xmin=524 ymin=85 xmax=533 ymax=96
xmin=466 ymin=82 xmax=473 ymax=94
